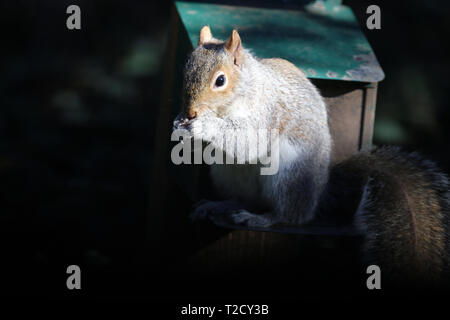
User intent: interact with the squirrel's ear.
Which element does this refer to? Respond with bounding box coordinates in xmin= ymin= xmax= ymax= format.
xmin=225 ymin=30 xmax=243 ymax=66
xmin=198 ymin=26 xmax=213 ymax=46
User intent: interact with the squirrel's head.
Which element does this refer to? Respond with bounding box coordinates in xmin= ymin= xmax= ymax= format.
xmin=179 ymin=26 xmax=245 ymax=126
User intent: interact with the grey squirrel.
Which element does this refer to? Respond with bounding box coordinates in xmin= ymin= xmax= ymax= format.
xmin=173 ymin=26 xmax=450 ymax=283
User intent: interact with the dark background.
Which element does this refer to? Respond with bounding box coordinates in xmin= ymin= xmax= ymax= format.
xmin=1 ymin=0 xmax=450 ymax=304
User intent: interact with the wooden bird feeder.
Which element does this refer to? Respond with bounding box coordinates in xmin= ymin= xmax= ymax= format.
xmin=148 ymin=0 xmax=384 ymax=270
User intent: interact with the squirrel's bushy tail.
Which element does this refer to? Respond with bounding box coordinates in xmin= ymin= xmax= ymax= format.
xmin=327 ymin=146 xmax=450 ymax=284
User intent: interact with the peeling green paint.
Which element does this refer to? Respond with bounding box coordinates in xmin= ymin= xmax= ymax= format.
xmin=345 ymin=52 xmax=385 ymax=81
xmin=326 ymin=70 xmax=338 ymax=78
xmin=307 ymin=68 xmax=317 ymax=76
xmin=176 ymin=1 xmax=384 ymax=82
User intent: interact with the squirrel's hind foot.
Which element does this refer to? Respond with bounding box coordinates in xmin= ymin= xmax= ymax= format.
xmin=189 ymin=199 xmax=244 ymax=221
xmin=190 ymin=200 xmax=275 ymax=229
xmin=230 ymin=210 xmax=274 ymax=228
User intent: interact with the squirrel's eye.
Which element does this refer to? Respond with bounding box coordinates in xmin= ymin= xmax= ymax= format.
xmin=215 ymin=75 xmax=225 ymax=87
xmin=211 ymin=72 xmax=227 ymax=91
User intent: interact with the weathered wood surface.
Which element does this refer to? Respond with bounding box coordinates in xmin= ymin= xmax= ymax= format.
xmin=187 ymin=218 xmax=363 ymax=272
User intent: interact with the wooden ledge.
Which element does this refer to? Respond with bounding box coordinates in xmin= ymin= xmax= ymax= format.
xmin=187 ymin=215 xmax=364 ymax=272
xmin=206 ymin=213 xmax=363 ymax=237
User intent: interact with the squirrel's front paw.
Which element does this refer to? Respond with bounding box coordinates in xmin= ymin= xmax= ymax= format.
xmin=231 ymin=210 xmax=274 ymax=228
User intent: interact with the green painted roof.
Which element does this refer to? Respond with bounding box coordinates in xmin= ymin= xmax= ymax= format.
xmin=175 ymin=1 xmax=384 ymax=82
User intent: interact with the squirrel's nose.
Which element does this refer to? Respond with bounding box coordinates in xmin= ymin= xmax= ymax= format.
xmin=187 ymin=109 xmax=197 ymax=120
